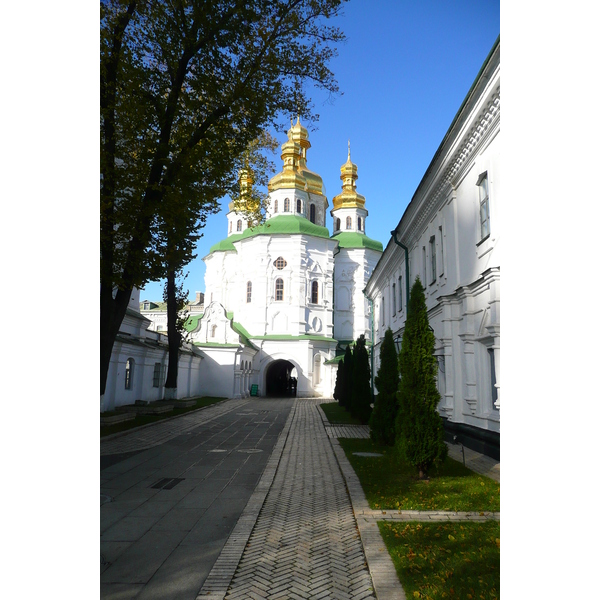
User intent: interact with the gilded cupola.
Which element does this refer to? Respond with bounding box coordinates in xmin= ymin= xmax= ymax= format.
xmin=268 ymin=117 xmax=324 ymax=195
xmin=332 ymin=142 xmax=366 ymax=210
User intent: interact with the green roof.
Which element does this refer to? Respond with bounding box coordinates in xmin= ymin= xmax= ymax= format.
xmin=183 ymin=314 xmax=203 ymax=332
xmin=241 ymin=214 xmax=331 ymax=241
xmin=208 ymin=232 xmax=245 ymax=253
xmin=331 ymin=231 xmax=383 ymax=252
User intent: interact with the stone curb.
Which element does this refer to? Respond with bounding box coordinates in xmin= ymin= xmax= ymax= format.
xmin=195 ymin=401 xmax=298 ymax=599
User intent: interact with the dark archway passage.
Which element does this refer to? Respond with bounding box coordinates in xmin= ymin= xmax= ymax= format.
xmin=265 ymin=359 xmax=297 ymax=397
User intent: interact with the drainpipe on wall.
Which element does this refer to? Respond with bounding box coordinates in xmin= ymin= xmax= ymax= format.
xmin=362 ymin=289 xmax=375 ymax=403
xmin=391 ymin=229 xmax=410 ymax=305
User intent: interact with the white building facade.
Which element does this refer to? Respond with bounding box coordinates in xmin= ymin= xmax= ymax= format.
xmin=102 ymin=288 xmax=205 ymax=412
xmin=365 ymin=39 xmax=500 ymax=459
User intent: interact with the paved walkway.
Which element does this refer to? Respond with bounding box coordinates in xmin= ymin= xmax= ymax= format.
xmin=101 ymin=397 xmax=500 ymax=599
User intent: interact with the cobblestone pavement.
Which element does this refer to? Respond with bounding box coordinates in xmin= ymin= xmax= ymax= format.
xmin=198 ymin=399 xmax=378 ymax=600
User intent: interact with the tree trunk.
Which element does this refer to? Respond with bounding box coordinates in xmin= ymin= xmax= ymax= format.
xmin=164 ymin=269 xmax=181 ymax=391
xmin=100 ymin=283 xmax=132 ymax=399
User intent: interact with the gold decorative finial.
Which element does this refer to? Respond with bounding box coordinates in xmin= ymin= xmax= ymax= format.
xmin=348 ymin=140 xmax=351 ymax=160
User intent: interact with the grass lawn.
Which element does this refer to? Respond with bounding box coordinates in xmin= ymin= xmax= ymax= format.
xmin=319 ymin=401 xmax=363 ymax=425
xmin=338 ymin=438 xmax=499 ymax=512
xmin=379 ymin=520 xmax=500 ymax=599
xmin=100 ymin=396 xmax=227 ymax=437
xmin=339 ymin=436 xmax=500 ymax=598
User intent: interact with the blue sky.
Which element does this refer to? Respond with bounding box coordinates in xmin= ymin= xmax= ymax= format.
xmin=139 ymin=0 xmax=500 ymax=302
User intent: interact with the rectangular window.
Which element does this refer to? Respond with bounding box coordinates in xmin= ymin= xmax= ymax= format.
xmin=381 ymin=296 xmax=385 ymax=326
xmin=398 ymin=275 xmax=403 ymax=311
xmin=153 ymin=362 xmax=162 ymax=387
xmin=311 ymin=281 xmax=319 ymax=304
xmin=429 ymin=236 xmax=436 ymax=283
xmin=478 ymin=173 xmax=490 ymax=240
xmin=392 ymin=283 xmax=396 ymax=315
xmin=422 ymin=247 xmax=426 ymax=285
xmin=438 ymin=226 xmax=444 ymax=276
xmin=488 ymin=348 xmax=498 ymax=410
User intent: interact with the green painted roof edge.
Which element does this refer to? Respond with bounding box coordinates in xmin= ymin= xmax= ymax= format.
xmin=324 ymin=355 xmax=345 ymax=365
xmin=193 ymin=342 xmax=240 ymax=348
xmin=331 ymin=231 xmax=383 ymax=252
xmin=231 ymin=321 xmax=258 ymax=350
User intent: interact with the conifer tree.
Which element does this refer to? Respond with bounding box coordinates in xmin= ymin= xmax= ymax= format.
xmin=395 ymin=277 xmax=447 ymax=478
xmin=351 ymin=335 xmax=372 ymax=424
xmin=369 ymin=328 xmax=398 ymax=445
xmin=333 ymin=358 xmax=345 ymax=406
xmin=341 ymin=344 xmax=353 ymax=410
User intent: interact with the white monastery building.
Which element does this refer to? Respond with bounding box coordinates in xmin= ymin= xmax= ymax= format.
xmin=364 ymin=38 xmax=500 ymax=458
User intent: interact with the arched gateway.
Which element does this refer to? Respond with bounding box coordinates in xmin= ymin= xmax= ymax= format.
xmin=265 ymin=359 xmax=297 ymax=397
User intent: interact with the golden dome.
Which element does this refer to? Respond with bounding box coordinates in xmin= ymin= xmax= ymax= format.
xmin=230 ymin=166 xmax=259 ymax=213
xmin=332 ymin=142 xmax=365 ymax=210
xmin=268 ymin=117 xmax=324 ymax=195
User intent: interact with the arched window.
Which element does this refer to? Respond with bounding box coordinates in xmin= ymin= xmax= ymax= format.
xmin=311 ymin=280 xmax=319 ymax=304
xmin=275 ymin=278 xmax=284 ymax=301
xmin=296 ymin=198 xmax=302 ymax=213
xmin=237 ymin=219 xmax=242 ymax=232
xmin=229 ymin=221 xmax=232 ymax=233
xmin=211 ymin=325 xmax=217 ymax=338
xmin=336 ymin=217 xmax=341 ymax=231
xmin=274 ymin=199 xmax=278 ymax=213
xmin=346 ymin=216 xmax=352 ymax=230
xmin=284 ymin=197 xmax=290 ymax=212
xmin=246 ymin=281 xmax=252 ymax=303
xmin=309 ymin=203 xmax=316 ymax=223
xmin=125 ymin=358 xmax=134 ymax=390
xmin=358 ymin=216 xmax=362 ymax=231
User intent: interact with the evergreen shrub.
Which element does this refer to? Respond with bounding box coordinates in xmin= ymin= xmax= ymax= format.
xmin=395 ymin=277 xmax=447 ymax=478
xmin=351 ymin=334 xmax=372 ymax=424
xmin=369 ymin=328 xmax=399 ymax=445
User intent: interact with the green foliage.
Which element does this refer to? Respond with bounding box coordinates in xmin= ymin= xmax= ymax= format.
xmin=350 ymin=334 xmax=372 ymax=424
xmin=395 ymin=277 xmax=447 ymax=478
xmin=333 ymin=358 xmax=344 ymax=405
xmin=319 ymin=402 xmax=362 ymax=425
xmin=340 ymin=344 xmax=353 ymax=409
xmin=370 ymin=328 xmax=399 ymax=445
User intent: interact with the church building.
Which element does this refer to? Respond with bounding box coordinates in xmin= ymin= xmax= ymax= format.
xmin=186 ymin=118 xmax=383 ymax=399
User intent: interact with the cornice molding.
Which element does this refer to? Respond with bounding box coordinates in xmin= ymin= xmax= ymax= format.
xmin=402 ymin=82 xmax=500 ymax=248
